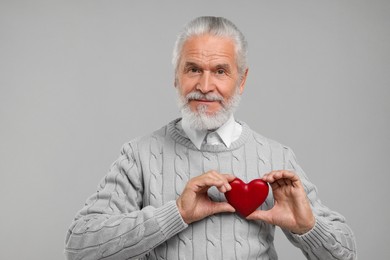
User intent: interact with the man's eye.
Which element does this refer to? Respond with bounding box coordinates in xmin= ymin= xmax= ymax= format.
xmin=216 ymin=69 xmax=225 ymax=75
xmin=189 ymin=68 xmax=201 ymax=73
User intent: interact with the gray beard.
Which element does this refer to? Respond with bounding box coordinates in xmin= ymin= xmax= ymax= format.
xmin=177 ymin=88 xmax=241 ymax=131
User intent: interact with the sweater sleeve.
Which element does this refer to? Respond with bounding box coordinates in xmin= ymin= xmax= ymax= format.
xmin=64 ymin=142 xmax=188 ymax=260
xmin=281 ymin=147 xmax=357 ymax=260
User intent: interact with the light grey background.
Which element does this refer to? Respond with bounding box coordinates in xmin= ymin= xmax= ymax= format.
xmin=1 ymin=1 xmax=389 ymax=259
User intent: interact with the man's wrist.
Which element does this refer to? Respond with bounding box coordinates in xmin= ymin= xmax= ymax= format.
xmin=292 ymin=216 xmax=316 ymax=235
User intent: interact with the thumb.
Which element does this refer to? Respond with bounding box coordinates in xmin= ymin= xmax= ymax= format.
xmin=246 ymin=209 xmax=273 ymax=224
xmin=211 ymin=202 xmax=236 ymax=215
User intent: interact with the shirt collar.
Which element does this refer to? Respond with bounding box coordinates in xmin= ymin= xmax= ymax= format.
xmin=181 ymin=114 xmax=241 ymax=150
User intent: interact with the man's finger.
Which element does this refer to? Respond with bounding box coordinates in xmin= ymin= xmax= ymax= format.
xmin=211 ymin=202 xmax=236 ymax=215
xmin=203 ymin=172 xmax=235 ymax=192
xmin=262 ymin=170 xmax=298 ymax=183
xmin=191 ymin=172 xmax=234 ymax=193
xmin=246 ymin=209 xmax=273 ymax=224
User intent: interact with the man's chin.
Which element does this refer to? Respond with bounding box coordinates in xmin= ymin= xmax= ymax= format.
xmin=191 ymin=110 xmax=219 ymax=118
xmin=189 ymin=104 xmax=221 ymax=116
xmin=178 ymin=91 xmax=240 ymax=130
xmin=181 ymin=108 xmax=230 ymax=131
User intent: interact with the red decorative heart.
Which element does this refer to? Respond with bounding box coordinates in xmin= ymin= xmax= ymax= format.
xmin=225 ymin=178 xmax=269 ymax=217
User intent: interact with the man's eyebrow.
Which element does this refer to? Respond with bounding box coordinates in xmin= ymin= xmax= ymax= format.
xmin=183 ymin=62 xmax=232 ymax=71
xmin=183 ymin=62 xmax=200 ymax=68
xmin=215 ymin=63 xmax=232 ymax=71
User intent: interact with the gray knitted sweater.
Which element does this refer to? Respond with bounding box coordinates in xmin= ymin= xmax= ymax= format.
xmin=65 ymin=119 xmax=356 ymax=259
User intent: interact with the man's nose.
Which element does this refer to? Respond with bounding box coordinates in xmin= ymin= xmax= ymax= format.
xmin=196 ymin=71 xmax=215 ymax=93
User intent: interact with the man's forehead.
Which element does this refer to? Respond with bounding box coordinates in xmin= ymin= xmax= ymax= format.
xmin=182 ymin=51 xmax=233 ymax=63
xmin=183 ymin=49 xmax=233 ymax=58
xmin=180 ymin=35 xmax=236 ymax=65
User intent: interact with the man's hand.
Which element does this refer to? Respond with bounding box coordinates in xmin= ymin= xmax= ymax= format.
xmin=176 ymin=171 xmax=236 ymax=224
xmin=246 ymin=170 xmax=315 ymax=234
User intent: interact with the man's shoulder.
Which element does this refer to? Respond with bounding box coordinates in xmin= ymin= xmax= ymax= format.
xmin=243 ymin=122 xmax=286 ymax=149
xmin=120 ymin=119 xmax=178 ymax=153
xmin=244 ymin=123 xmax=295 ymax=169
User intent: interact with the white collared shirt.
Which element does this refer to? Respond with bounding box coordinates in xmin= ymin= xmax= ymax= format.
xmin=181 ymin=115 xmax=242 ymax=150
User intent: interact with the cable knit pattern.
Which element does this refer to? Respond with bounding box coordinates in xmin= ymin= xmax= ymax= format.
xmin=65 ymin=118 xmax=357 ymax=260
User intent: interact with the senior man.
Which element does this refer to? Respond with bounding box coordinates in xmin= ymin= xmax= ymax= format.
xmin=65 ymin=16 xmax=356 ymax=259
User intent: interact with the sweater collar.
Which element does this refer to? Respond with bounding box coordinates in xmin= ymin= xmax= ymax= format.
xmin=180 ymin=115 xmax=242 ymax=150
xmin=169 ymin=118 xmax=251 ymax=152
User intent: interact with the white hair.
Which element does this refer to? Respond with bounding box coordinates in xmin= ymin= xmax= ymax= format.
xmin=172 ymin=16 xmax=248 ymax=77
xmin=177 ymin=87 xmax=242 ymax=131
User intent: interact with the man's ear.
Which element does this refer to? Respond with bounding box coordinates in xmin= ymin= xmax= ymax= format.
xmin=238 ymin=68 xmax=249 ymax=94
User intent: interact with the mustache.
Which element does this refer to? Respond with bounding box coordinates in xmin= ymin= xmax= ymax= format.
xmin=185 ymin=91 xmax=224 ymax=102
